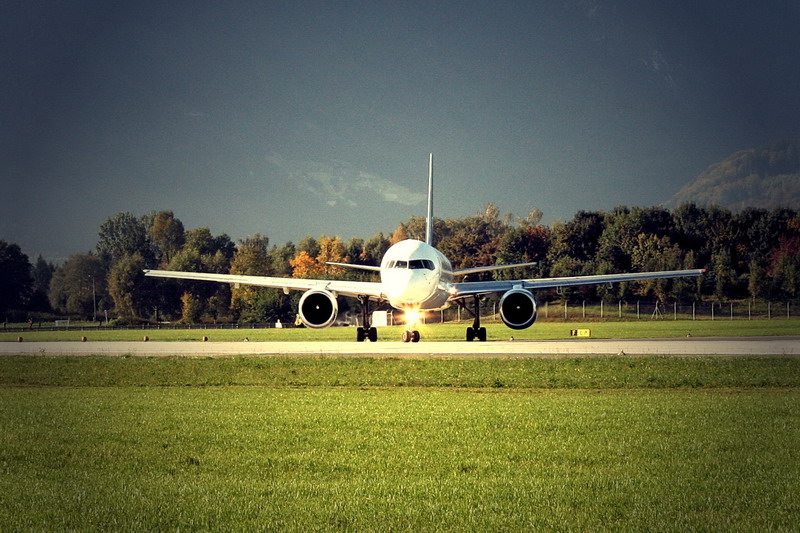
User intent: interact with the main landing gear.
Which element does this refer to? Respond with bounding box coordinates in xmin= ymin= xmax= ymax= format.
xmin=460 ymin=295 xmax=487 ymax=342
xmin=356 ymin=295 xmax=377 ymax=342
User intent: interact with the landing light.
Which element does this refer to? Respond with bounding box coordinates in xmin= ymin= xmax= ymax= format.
xmin=404 ymin=309 xmax=424 ymax=326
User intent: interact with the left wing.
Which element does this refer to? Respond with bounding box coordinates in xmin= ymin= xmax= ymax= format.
xmin=453 ymin=261 xmax=538 ymax=277
xmin=143 ymin=270 xmax=385 ymax=300
xmin=450 ymin=269 xmax=706 ymax=298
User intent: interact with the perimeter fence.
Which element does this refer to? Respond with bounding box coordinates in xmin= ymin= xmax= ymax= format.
xmin=4 ymin=299 xmax=798 ymax=332
xmin=424 ymin=299 xmax=799 ymax=324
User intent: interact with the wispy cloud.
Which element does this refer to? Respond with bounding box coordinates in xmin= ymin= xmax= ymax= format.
xmin=642 ymin=49 xmax=679 ymax=89
xmin=266 ymin=155 xmax=426 ymax=208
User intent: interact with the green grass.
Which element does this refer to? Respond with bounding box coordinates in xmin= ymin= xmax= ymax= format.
xmin=2 ymin=381 xmax=799 ymax=531
xmin=3 ymin=355 xmax=800 ymax=389
xmin=3 ymin=317 xmax=799 ymax=342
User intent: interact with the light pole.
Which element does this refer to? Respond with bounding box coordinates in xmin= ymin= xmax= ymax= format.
xmin=91 ymin=276 xmax=97 ymax=322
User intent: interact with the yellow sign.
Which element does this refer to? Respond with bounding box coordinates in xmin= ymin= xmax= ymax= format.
xmin=570 ymin=329 xmax=591 ymax=337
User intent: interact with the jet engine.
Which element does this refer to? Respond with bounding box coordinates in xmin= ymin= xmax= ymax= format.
xmin=499 ymin=289 xmax=538 ymax=330
xmin=298 ymin=289 xmax=338 ymax=329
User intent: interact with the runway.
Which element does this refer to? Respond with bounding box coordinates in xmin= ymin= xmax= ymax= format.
xmin=2 ymin=337 xmax=798 ymax=357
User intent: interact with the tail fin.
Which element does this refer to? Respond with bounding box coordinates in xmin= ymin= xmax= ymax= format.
xmin=425 ymin=153 xmax=434 ymax=246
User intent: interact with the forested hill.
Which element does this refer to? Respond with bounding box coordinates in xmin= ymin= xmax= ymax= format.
xmin=667 ymin=138 xmax=800 ymax=211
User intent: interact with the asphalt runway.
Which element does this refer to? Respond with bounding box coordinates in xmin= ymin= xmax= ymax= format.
xmin=2 ymin=337 xmax=798 ymax=357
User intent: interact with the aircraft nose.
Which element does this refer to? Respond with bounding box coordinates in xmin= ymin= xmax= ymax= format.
xmin=395 ymin=271 xmax=435 ymax=302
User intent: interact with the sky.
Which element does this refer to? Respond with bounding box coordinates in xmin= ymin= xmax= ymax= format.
xmin=3 ymin=0 xmax=800 ymax=262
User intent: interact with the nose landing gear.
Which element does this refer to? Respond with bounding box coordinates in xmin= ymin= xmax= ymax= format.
xmin=402 ymin=329 xmax=421 ymax=343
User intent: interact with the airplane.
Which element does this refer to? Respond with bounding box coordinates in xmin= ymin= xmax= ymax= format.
xmin=144 ymin=154 xmax=705 ymax=342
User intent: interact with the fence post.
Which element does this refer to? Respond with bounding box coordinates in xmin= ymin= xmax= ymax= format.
xmin=768 ymin=302 xmax=771 ymax=320
xmin=600 ymin=300 xmax=604 ymax=319
xmin=582 ymin=300 xmax=585 ymax=319
xmin=674 ymin=301 xmax=677 ymax=320
xmin=711 ymin=302 xmax=714 ymax=321
xmin=637 ymin=300 xmax=640 ymax=320
xmin=564 ymin=300 xmax=568 ymax=320
xmin=692 ymin=301 xmax=696 ymax=321
xmin=618 ymin=300 xmax=622 ymax=319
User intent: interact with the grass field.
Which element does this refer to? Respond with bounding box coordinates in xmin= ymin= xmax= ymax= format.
xmin=2 ymin=356 xmax=800 ymax=531
xmin=3 ymin=317 xmax=799 ymax=342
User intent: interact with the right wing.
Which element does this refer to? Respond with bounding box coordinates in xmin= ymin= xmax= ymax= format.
xmin=450 ymin=268 xmax=707 ymax=299
xmin=143 ymin=269 xmax=385 ymax=300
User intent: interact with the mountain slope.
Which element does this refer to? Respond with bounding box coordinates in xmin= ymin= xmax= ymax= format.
xmin=667 ymin=138 xmax=800 ymax=210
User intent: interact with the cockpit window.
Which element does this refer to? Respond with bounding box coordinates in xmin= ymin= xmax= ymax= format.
xmin=409 ymin=259 xmax=435 ymax=270
xmin=387 ymin=259 xmax=434 ymax=270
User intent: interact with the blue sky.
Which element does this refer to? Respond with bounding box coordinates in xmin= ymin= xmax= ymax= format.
xmin=3 ymin=1 xmax=800 ymax=262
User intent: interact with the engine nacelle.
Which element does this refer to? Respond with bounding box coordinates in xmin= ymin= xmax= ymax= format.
xmin=298 ymin=289 xmax=338 ymax=329
xmin=499 ymin=289 xmax=538 ymax=330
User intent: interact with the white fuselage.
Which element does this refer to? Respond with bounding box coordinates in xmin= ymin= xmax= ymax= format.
xmin=379 ymin=239 xmax=454 ymax=310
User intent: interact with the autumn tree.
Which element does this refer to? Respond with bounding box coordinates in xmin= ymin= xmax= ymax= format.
xmin=317 ymin=235 xmax=348 ymax=277
xmin=290 ymin=251 xmax=324 ymax=279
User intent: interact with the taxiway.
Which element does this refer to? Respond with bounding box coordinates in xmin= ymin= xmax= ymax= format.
xmin=2 ymin=337 xmax=798 ymax=357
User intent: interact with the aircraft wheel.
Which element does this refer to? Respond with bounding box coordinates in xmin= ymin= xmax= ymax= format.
xmin=368 ymin=327 xmax=378 ymax=342
xmin=477 ymin=327 xmax=487 ymax=342
xmin=402 ymin=330 xmax=411 ymax=343
xmin=356 ymin=328 xmax=365 ymax=342
xmin=466 ymin=328 xmax=475 ymax=342
xmin=411 ymin=330 xmax=420 ymax=343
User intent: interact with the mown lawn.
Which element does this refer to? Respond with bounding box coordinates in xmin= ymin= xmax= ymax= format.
xmin=1 ymin=356 xmax=799 ymax=531
xmin=2 ymin=386 xmax=798 ymax=531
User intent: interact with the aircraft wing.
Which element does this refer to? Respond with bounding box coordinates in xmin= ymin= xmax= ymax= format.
xmin=453 ymin=261 xmax=538 ymax=277
xmin=449 ymin=268 xmax=706 ymax=298
xmin=143 ymin=269 xmax=385 ymax=300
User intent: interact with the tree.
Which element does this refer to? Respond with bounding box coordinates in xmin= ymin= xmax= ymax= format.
xmin=362 ymin=233 xmax=389 ymax=265
xmin=297 ymin=235 xmax=319 ymax=257
xmin=317 ymin=235 xmax=347 ymax=277
xmin=149 ymin=211 xmax=185 ymax=266
xmin=229 ymin=234 xmax=277 ymax=322
xmin=108 ymin=253 xmax=149 ymax=321
xmin=768 ymin=235 xmax=800 ymax=299
xmin=29 ymin=255 xmax=55 ymax=312
xmin=550 ymin=211 xmax=606 ymax=264
xmin=167 ymin=227 xmax=235 ymax=318
xmin=268 ymin=242 xmax=296 ymax=277
xmin=711 ymin=248 xmax=734 ymax=302
xmin=495 ymin=224 xmax=551 ymax=280
xmin=180 ymin=292 xmax=203 ymax=324
xmin=630 ymin=234 xmax=682 ymax=301
xmin=48 ymin=253 xmax=106 ymax=318
xmin=96 ymin=212 xmax=151 ymax=267
xmin=748 ymin=259 xmax=765 ymax=301
xmin=0 ymin=241 xmax=33 ymax=316
xmin=290 ymin=251 xmax=324 ymax=279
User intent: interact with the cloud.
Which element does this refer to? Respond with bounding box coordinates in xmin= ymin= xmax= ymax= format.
xmin=266 ymin=155 xmax=426 ymax=208
xmin=642 ymin=49 xmax=679 ymax=89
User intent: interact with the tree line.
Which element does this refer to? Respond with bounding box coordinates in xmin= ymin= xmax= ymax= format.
xmin=2 ymin=203 xmax=798 ymax=324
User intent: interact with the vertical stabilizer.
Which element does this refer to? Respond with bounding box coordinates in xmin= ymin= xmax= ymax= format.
xmin=425 ymin=153 xmax=434 ymax=246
